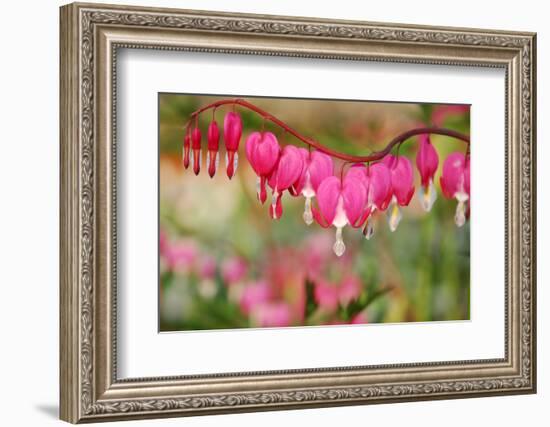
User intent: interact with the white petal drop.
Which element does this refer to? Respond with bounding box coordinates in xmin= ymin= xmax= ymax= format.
xmin=255 ymin=176 xmax=262 ymax=199
xmin=333 ymin=227 xmax=346 ymax=257
xmin=364 ymin=216 xmax=374 ymax=240
xmin=189 ymin=149 xmax=194 ymax=167
xmin=420 ymin=179 xmax=437 ymax=212
xmin=207 ymin=152 xmax=219 ymax=172
xmin=224 ymin=152 xmax=239 ymax=176
xmin=233 ymin=152 xmax=239 ymax=174
xmin=387 ymin=200 xmax=402 ymax=232
xmin=303 ymin=197 xmax=313 ymax=225
xmin=271 ymin=190 xmax=279 ymax=220
xmin=455 ymin=200 xmax=466 ymax=227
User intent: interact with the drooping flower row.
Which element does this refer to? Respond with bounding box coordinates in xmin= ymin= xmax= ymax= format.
xmin=183 ymin=111 xmax=470 ymax=256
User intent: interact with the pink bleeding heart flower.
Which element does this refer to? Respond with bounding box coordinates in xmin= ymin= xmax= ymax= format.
xmin=223 ymin=111 xmax=243 ymax=179
xmin=191 ymin=127 xmax=202 ymax=176
xmin=239 ymin=281 xmax=272 ymax=315
xmin=245 ymin=132 xmax=280 ymax=203
xmin=416 ymin=135 xmax=439 ymax=211
xmin=312 ymin=171 xmax=368 ymax=256
xmin=182 ymin=133 xmax=191 ymax=169
xmin=342 ymin=163 xmax=391 ymax=240
xmin=290 ymin=148 xmax=334 ymax=225
xmin=251 ymin=302 xmax=292 ymax=328
xmin=206 ymin=121 xmax=220 ymax=178
xmin=267 ymin=145 xmax=304 ymax=220
xmin=440 ymin=152 xmax=470 ymax=227
xmin=382 ymin=154 xmax=415 ymax=232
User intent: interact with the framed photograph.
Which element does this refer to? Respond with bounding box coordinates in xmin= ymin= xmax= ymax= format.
xmin=60 ymin=2 xmax=537 ymax=423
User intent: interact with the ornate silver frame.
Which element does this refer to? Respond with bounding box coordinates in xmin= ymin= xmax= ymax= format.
xmin=60 ymin=2 xmax=537 ymax=423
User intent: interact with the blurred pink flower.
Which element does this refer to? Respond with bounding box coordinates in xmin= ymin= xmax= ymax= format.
xmin=239 ymin=281 xmax=272 ymax=315
xmin=251 ymin=302 xmax=292 ymax=327
xmin=198 ymin=255 xmax=217 ymax=279
xmin=314 ymin=275 xmax=362 ymax=311
xmin=431 ymin=104 xmax=469 ymax=127
xmin=351 ymin=312 xmax=368 ymax=324
xmin=221 ymin=257 xmax=248 ymax=284
xmin=164 ymin=239 xmax=198 ymax=272
xmin=159 ymin=229 xmax=169 ymax=256
xmin=303 ymin=233 xmax=333 ymax=279
xmin=339 ymin=275 xmax=361 ymax=306
xmin=314 ymin=280 xmax=340 ymax=311
xmin=264 ymin=247 xmax=307 ymax=322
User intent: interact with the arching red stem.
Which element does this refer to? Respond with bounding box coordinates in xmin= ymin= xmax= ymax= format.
xmin=189 ymin=98 xmax=470 ymax=163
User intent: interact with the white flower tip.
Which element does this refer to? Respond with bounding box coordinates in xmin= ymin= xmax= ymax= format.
xmin=455 ymin=201 xmax=466 ymax=227
xmin=303 ymin=197 xmax=313 ymax=225
xmin=420 ymin=180 xmax=437 ymax=212
xmin=388 ymin=203 xmax=402 ymax=232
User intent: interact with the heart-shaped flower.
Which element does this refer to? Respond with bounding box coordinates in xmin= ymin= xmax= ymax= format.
xmin=223 ymin=111 xmax=243 ymax=179
xmin=267 ymin=145 xmax=304 ymax=219
xmin=382 ymin=154 xmax=415 ymax=231
xmin=416 ymin=134 xmax=439 ymax=211
xmin=290 ymin=149 xmax=334 ymax=225
xmin=440 ymin=152 xmax=470 ymax=227
xmin=312 ymin=172 xmax=368 ymax=256
xmin=245 ymin=132 xmax=280 ymax=203
xmin=345 ymin=162 xmax=392 ymax=239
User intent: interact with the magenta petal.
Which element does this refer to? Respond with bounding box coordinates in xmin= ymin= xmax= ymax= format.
xmin=207 ymin=121 xmax=220 ymax=151
xmin=368 ymin=162 xmax=392 ymax=209
xmin=384 ymin=155 xmax=415 ymax=206
xmin=223 ymin=111 xmax=242 ymax=151
xmin=308 ymin=150 xmax=334 ymax=191
xmin=245 ymin=132 xmax=261 ymax=170
xmin=344 ymin=164 xmax=368 ymax=186
xmin=416 ymin=135 xmax=439 ymax=187
xmin=464 ymin=158 xmax=470 ymax=196
xmin=440 ymin=152 xmax=467 ymax=198
xmin=269 ymin=145 xmax=304 ymax=192
xmin=291 ymin=148 xmax=310 ymax=195
xmin=342 ymin=176 xmax=367 ymax=226
xmin=245 ymin=132 xmax=280 ymax=177
xmin=315 ymin=176 xmax=341 ymax=225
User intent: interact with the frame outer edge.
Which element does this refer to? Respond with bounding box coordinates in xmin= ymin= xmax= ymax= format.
xmin=59 ymin=2 xmax=537 ymax=422
xmin=60 ymin=3 xmax=80 ymax=424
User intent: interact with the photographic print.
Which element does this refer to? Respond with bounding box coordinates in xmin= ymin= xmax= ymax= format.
xmin=159 ymin=94 xmax=471 ymax=331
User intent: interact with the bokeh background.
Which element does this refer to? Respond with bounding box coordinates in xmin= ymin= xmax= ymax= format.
xmin=159 ymin=94 xmax=470 ymax=331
